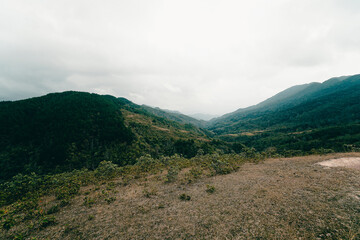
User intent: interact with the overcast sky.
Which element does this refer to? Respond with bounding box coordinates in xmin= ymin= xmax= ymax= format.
xmin=0 ymin=0 xmax=359 ymax=115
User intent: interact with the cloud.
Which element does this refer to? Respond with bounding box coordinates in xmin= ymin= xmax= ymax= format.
xmin=0 ymin=0 xmax=359 ymax=114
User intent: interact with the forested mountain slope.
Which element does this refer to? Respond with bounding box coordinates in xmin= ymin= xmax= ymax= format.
xmin=0 ymin=92 xmax=214 ymax=181
xmin=208 ymin=74 xmax=360 ymax=134
xmin=208 ymin=74 xmax=360 ymax=153
xmin=141 ymin=105 xmax=207 ymax=128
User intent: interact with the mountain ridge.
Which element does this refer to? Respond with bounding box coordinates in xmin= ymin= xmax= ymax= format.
xmin=208 ymin=74 xmax=360 ymax=131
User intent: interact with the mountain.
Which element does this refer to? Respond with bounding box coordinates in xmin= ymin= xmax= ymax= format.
xmin=208 ymin=74 xmax=360 ymax=152
xmin=0 ymin=92 xmax=216 ymax=181
xmin=189 ymin=113 xmax=219 ymax=121
xmin=2 ymin=74 xmax=359 ymax=180
xmin=139 ymin=105 xmax=208 ymax=128
xmin=209 ymin=74 xmax=360 ymax=132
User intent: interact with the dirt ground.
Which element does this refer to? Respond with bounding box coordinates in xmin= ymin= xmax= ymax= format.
xmin=317 ymin=157 xmax=360 ymax=169
xmin=25 ymin=153 xmax=360 ymax=239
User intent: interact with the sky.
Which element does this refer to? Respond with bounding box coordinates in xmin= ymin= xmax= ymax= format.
xmin=0 ymin=0 xmax=360 ymax=115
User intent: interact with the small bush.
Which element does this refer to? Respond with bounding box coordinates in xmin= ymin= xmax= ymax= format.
xmin=83 ymin=196 xmax=95 ymax=207
xmin=105 ymin=197 xmax=116 ymax=204
xmin=143 ymin=187 xmax=157 ymax=198
xmin=206 ymin=185 xmax=216 ymax=194
xmin=39 ymin=215 xmax=56 ymax=228
xmin=185 ymin=167 xmax=203 ymax=183
xmin=165 ymin=166 xmax=179 ymax=183
xmin=54 ymin=181 xmax=80 ymax=200
xmin=211 ymin=158 xmax=232 ymax=175
xmin=179 ymin=193 xmax=191 ymax=201
xmin=60 ymin=199 xmax=70 ymax=207
xmin=2 ymin=217 xmax=16 ymax=230
xmin=47 ymin=205 xmax=60 ymax=214
xmin=135 ymin=154 xmax=163 ymax=174
xmin=95 ymin=161 xmax=119 ymax=179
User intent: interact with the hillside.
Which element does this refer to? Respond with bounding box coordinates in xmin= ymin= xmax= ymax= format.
xmin=1 ymin=153 xmax=359 ymax=239
xmin=207 ymin=74 xmax=360 ymax=153
xmin=0 ymin=92 xmax=216 ymax=181
xmin=0 ymin=92 xmax=135 ymax=180
xmin=209 ymin=74 xmax=360 ymax=131
xmin=1 ymin=77 xmax=360 ymax=239
xmin=189 ymin=113 xmax=219 ymax=121
xmin=141 ymin=105 xmax=208 ymax=128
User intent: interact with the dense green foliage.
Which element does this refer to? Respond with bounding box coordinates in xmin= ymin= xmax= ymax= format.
xmin=209 ymin=74 xmax=360 ymax=153
xmin=1 ymin=74 xmax=360 ymax=182
xmin=209 ymin=74 xmax=360 ymax=130
xmin=0 ymin=92 xmax=134 ymax=180
xmin=0 ymin=91 xmax=227 ymax=181
xmin=141 ymin=105 xmax=207 ymax=128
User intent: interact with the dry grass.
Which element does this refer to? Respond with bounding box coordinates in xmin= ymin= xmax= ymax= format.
xmin=6 ymin=153 xmax=360 ymax=239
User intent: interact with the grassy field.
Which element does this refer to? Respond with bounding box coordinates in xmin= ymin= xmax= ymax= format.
xmin=1 ymin=153 xmax=360 ymax=239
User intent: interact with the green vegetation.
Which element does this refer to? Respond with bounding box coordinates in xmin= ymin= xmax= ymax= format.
xmin=0 ymin=91 xmax=229 ymax=181
xmin=205 ymin=185 xmax=215 ymax=194
xmin=209 ymin=74 xmax=360 ymax=154
xmin=2 ymin=74 xmax=359 ymax=182
xmin=0 ymin=92 xmax=133 ymax=180
xmin=179 ymin=193 xmax=191 ymax=201
xmin=0 ymin=153 xmax=260 ymax=239
xmin=1 ymin=74 xmax=360 ymax=239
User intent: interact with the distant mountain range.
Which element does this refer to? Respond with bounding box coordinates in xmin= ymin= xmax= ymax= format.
xmin=189 ymin=113 xmax=219 ymax=121
xmin=208 ymin=74 xmax=360 ymax=134
xmin=206 ymin=74 xmax=360 ymax=153
xmin=1 ymin=74 xmax=359 ymax=180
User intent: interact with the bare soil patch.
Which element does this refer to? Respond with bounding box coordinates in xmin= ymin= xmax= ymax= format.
xmin=152 ymin=126 xmax=170 ymax=132
xmin=317 ymin=157 xmax=360 ymax=169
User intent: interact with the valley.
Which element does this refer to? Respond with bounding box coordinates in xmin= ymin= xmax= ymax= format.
xmin=1 ymin=74 xmax=360 ymax=239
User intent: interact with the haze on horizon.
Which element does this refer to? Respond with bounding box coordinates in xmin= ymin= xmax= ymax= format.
xmin=1 ymin=0 xmax=360 ymax=115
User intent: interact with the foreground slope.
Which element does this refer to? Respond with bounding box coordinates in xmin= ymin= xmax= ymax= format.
xmin=2 ymin=153 xmax=359 ymax=239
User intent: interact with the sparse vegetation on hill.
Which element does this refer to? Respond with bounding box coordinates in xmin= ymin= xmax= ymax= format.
xmin=0 ymin=152 xmax=262 ymax=239
xmin=1 ymin=153 xmax=359 ymax=239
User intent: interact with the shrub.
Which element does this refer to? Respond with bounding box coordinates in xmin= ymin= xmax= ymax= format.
xmin=2 ymin=217 xmax=16 ymax=230
xmin=0 ymin=173 xmax=44 ymax=206
xmin=54 ymin=181 xmax=80 ymax=200
xmin=179 ymin=193 xmax=191 ymax=201
xmin=83 ymin=196 xmax=95 ymax=207
xmin=211 ymin=157 xmax=232 ymax=175
xmin=184 ymin=167 xmax=203 ymax=183
xmin=95 ymin=160 xmax=119 ymax=179
xmin=135 ymin=154 xmax=162 ymax=174
xmin=165 ymin=166 xmax=179 ymax=183
xmin=39 ymin=215 xmax=56 ymax=229
xmin=60 ymin=199 xmax=70 ymax=207
xmin=206 ymin=185 xmax=216 ymax=194
xmin=47 ymin=205 xmax=60 ymax=214
xmin=105 ymin=197 xmax=116 ymax=204
xmin=143 ymin=187 xmax=157 ymax=198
